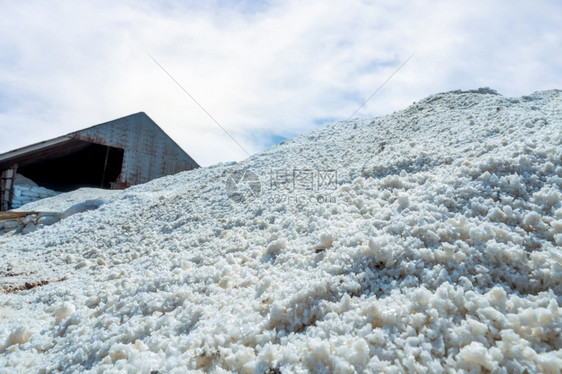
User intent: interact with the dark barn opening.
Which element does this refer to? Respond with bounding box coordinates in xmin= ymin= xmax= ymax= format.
xmin=1 ymin=112 xmax=200 ymax=211
xmin=16 ymin=142 xmax=124 ymax=192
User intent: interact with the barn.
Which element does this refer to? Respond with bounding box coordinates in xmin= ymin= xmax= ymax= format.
xmin=0 ymin=112 xmax=199 ymax=211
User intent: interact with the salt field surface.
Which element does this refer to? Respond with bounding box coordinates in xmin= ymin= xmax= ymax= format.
xmin=0 ymin=88 xmax=561 ymax=373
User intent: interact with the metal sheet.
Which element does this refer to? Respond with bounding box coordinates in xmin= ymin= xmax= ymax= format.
xmin=72 ymin=112 xmax=199 ymax=187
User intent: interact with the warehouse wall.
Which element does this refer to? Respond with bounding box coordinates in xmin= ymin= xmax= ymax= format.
xmin=74 ymin=112 xmax=198 ymax=187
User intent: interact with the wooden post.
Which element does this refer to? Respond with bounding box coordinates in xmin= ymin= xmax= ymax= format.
xmin=0 ymin=170 xmax=5 ymax=212
xmin=7 ymin=164 xmax=17 ymax=210
xmin=101 ymin=146 xmax=110 ymax=188
xmin=1 ymin=165 xmax=17 ymax=211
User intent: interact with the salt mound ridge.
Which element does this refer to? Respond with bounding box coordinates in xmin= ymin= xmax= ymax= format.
xmin=13 ymin=188 xmax=120 ymax=213
xmin=1 ymin=89 xmax=561 ymax=373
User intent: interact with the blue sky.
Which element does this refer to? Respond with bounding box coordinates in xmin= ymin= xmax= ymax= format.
xmin=0 ymin=0 xmax=561 ymax=166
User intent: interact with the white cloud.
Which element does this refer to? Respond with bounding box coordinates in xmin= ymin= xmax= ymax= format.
xmin=0 ymin=0 xmax=561 ymax=166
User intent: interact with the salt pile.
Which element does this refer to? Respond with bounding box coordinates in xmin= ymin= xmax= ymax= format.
xmin=10 ymin=174 xmax=59 ymax=209
xmin=12 ymin=188 xmax=120 ymax=214
xmin=0 ymin=189 xmax=121 ymax=236
xmin=0 ymin=88 xmax=561 ymax=373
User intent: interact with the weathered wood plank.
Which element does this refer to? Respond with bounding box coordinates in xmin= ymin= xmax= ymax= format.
xmin=0 ymin=211 xmax=60 ymax=222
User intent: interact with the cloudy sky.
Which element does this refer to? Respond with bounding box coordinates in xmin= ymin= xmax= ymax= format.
xmin=0 ymin=0 xmax=560 ymax=166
